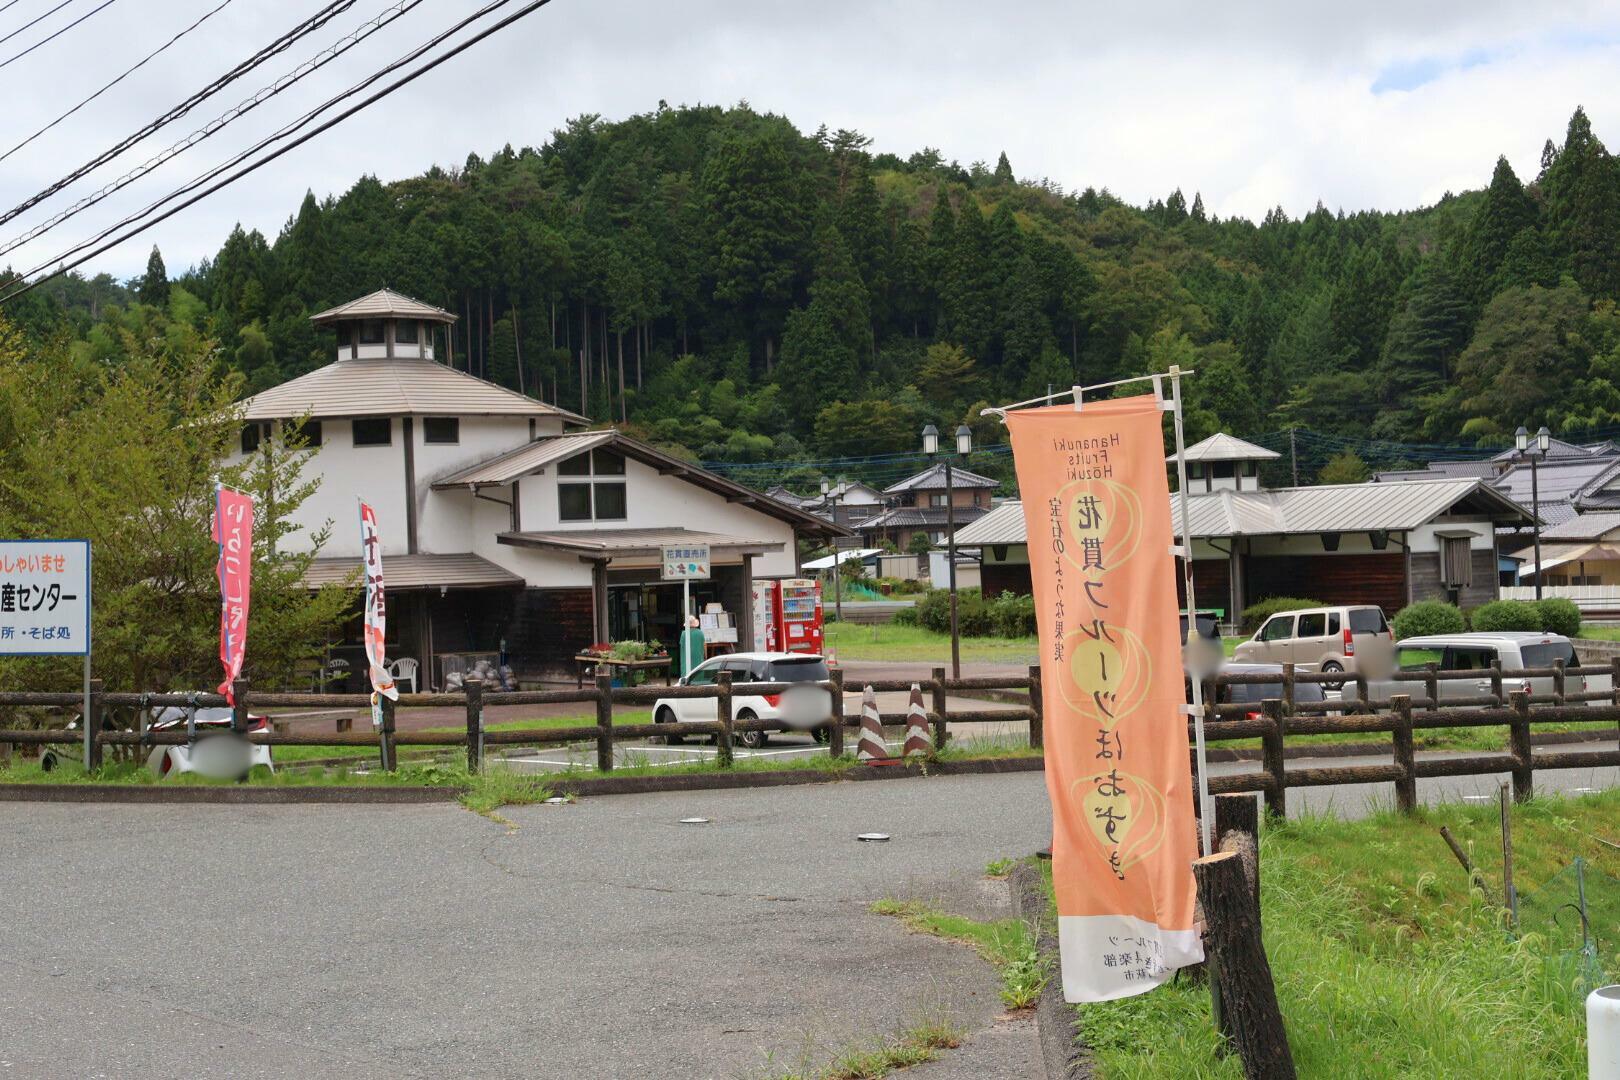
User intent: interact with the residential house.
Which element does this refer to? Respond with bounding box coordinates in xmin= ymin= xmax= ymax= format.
xmin=765 ymin=479 xmax=884 ymax=534
xmin=955 ymin=432 xmax=1534 ymax=618
xmin=858 ymin=464 xmax=998 ymax=550
xmin=231 ymin=290 xmax=844 ymax=687
xmin=1500 ymin=512 xmax=1620 ymax=614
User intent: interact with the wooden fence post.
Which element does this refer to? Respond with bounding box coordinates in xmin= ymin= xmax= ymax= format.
xmin=1553 ymin=657 xmax=1566 ymax=705
xmin=1193 ymin=852 xmax=1297 ymax=1080
xmin=1509 ymin=689 xmax=1533 ymax=803
xmin=828 ymin=667 xmax=845 ymax=758
xmin=1351 ymin=671 xmax=1368 ymax=714
xmin=1027 ymin=664 xmax=1043 ymax=750
xmin=1260 ymin=697 xmax=1286 ymax=820
xmin=716 ymin=670 xmax=733 ymax=768
xmin=230 ymin=678 xmax=249 ymax=734
xmin=1215 ymin=792 xmax=1262 ymax=913
xmin=1610 ymin=657 xmax=1620 ymax=709
xmin=465 ymin=677 xmax=484 ymax=774
xmin=84 ymin=678 xmax=104 ymax=771
xmin=1391 ymin=694 xmax=1416 ymax=814
xmin=1423 ymin=662 xmax=1438 ymax=713
xmin=1281 ymin=662 xmax=1296 ymax=720
xmin=595 ymin=673 xmax=614 ymax=773
xmin=1490 ymin=658 xmax=1504 ymax=708
xmin=930 ymin=666 xmax=949 ymax=751
xmin=379 ymin=694 xmax=397 ymax=771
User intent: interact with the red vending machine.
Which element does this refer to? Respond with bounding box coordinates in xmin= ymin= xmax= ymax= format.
xmin=772 ymin=578 xmax=824 ymax=654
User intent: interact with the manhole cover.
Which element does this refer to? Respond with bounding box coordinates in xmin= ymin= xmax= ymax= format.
xmin=857 ymin=833 xmax=891 ymax=843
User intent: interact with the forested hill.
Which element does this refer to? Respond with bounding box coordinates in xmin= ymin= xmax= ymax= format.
xmin=11 ymin=103 xmax=1620 ymax=491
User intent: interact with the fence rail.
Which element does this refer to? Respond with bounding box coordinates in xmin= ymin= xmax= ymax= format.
xmin=4 ymin=660 xmax=1620 ymax=811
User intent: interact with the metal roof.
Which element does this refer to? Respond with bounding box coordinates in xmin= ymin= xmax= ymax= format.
xmin=1489 ymin=436 xmax=1605 ymax=462
xmin=310 ymin=288 xmax=456 ymax=326
xmin=952 ymin=500 xmax=1027 ymax=545
xmin=432 ymin=431 xmax=616 ymax=487
xmin=1540 ymin=512 xmax=1620 ymax=541
xmin=237 ymin=358 xmax=589 ymax=423
xmin=498 ymin=528 xmax=784 ymax=559
xmin=882 ymin=463 xmax=1000 ymax=493
xmin=429 ymin=430 xmax=846 ymax=537
xmin=947 ymin=478 xmax=1532 ymax=545
xmin=1374 ymin=460 xmax=1496 ymax=482
xmin=1171 ymin=432 xmax=1281 ymax=463
xmin=301 ymin=553 xmax=520 ymax=590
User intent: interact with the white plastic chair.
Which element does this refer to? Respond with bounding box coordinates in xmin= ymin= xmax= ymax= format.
xmin=389 ymin=657 xmax=419 ymax=694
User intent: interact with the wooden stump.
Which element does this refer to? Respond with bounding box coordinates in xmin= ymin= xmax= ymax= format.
xmin=1193 ymin=852 xmax=1296 ymax=1080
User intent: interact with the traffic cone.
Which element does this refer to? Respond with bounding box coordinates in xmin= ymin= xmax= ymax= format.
xmin=903 ymin=682 xmax=931 ymax=758
xmin=856 ymin=684 xmax=888 ymax=761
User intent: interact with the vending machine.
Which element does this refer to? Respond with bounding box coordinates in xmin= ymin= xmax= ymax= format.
xmin=772 ymin=578 xmax=824 ymax=655
xmin=751 ymin=580 xmax=778 ymax=652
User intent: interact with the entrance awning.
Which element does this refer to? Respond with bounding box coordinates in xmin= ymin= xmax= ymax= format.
xmin=497 ymin=528 xmax=783 ymax=560
xmin=301 ymin=552 xmax=522 ymax=590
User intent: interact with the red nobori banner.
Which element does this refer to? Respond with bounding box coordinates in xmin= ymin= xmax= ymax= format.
xmin=1007 ymin=396 xmax=1202 ymax=1002
xmin=213 ymin=486 xmax=254 ymax=703
xmin=359 ymin=501 xmax=397 ymax=703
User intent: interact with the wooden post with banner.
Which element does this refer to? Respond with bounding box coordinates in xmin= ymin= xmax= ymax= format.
xmin=989 ymin=371 xmax=1207 ymax=1004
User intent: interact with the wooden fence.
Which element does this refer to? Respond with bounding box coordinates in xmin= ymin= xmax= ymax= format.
xmin=4 ymin=659 xmax=1620 ymax=810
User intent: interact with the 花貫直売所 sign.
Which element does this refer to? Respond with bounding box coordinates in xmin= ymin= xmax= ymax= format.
xmin=0 ymin=540 xmax=91 ymax=655
xmin=661 ymin=544 xmax=711 ymax=581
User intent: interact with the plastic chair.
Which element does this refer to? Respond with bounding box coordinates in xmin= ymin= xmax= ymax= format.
xmin=389 ymin=657 xmax=419 ymax=694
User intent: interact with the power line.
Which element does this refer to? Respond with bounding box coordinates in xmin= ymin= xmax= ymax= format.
xmin=0 ymin=0 xmax=118 ymax=72
xmin=0 ymin=0 xmax=69 ymax=49
xmin=0 ymin=0 xmax=421 ymax=260
xmin=0 ymin=0 xmax=558 ymax=304
xmin=0 ymin=0 xmax=359 ymax=230
xmin=0 ymin=0 xmax=238 ymax=165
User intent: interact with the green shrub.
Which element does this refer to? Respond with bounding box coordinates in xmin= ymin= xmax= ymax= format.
xmin=987 ymin=592 xmax=1037 ymax=637
xmin=1240 ymin=596 xmax=1323 ymax=634
xmin=1537 ymin=597 xmax=1582 ymax=637
xmin=913 ymin=588 xmax=997 ymax=637
xmin=1470 ymin=599 xmax=1542 ymax=633
xmin=1391 ymin=600 xmax=1466 ymax=641
xmin=891 ymin=605 xmax=919 ymax=626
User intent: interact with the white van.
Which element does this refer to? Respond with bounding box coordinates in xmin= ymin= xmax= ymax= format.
xmin=1383 ymin=632 xmax=1607 ymax=704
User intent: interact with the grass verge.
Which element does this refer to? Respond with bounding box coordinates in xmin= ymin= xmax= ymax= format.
xmin=1073 ymin=790 xmax=1620 ymax=1078
xmin=871 ymin=898 xmax=1046 ymax=1010
xmin=823 ymin=621 xmax=1037 ymax=664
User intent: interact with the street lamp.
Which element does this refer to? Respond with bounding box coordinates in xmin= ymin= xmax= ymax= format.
xmin=820 ymin=475 xmax=844 ymax=623
xmin=1514 ymin=425 xmax=1551 ymax=600
xmin=923 ymin=423 xmax=974 ymax=679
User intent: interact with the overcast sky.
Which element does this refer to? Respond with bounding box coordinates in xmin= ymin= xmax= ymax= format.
xmin=2 ymin=0 xmax=1618 ymax=282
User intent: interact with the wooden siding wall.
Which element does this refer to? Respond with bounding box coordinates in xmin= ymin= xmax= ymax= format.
xmin=1175 ymin=559 xmax=1233 ymax=616
xmin=1408 ymin=549 xmax=1499 ymax=609
xmin=1243 ymin=553 xmax=1406 ymax=615
xmin=981 ymin=563 xmax=1033 ymax=598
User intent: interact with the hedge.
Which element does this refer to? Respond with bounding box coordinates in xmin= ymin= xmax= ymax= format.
xmin=1239 ymin=597 xmax=1324 ymax=634
xmin=1470 ymin=599 xmax=1542 ymax=633
xmin=1537 ymin=597 xmax=1582 ymax=637
xmin=1391 ymin=600 xmax=1466 ymax=641
xmin=904 ymin=588 xmax=1036 ymax=638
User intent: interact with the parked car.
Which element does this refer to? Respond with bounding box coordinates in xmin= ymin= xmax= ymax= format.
xmin=146 ymin=705 xmax=274 ymax=780
xmin=1378 ymin=632 xmax=1608 ymax=705
xmin=1232 ymin=605 xmax=1395 ymax=687
xmin=652 ymin=652 xmax=833 ymax=749
xmin=1198 ymin=662 xmax=1328 ymax=718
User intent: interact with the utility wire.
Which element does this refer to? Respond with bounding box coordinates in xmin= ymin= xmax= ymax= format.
xmin=0 ymin=0 xmax=359 ymax=229
xmin=0 ymin=0 xmax=118 ymax=72
xmin=0 ymin=0 xmax=557 ymax=304
xmin=0 ymin=0 xmax=69 ymax=49
xmin=0 ymin=0 xmax=237 ymax=165
xmin=0 ymin=0 xmax=28 ymax=17
xmin=0 ymin=0 xmax=420 ymax=259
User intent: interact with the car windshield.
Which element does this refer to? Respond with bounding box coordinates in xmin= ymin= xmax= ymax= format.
xmin=1349 ymin=608 xmax=1387 ymax=634
xmin=1226 ymin=679 xmax=1326 ymax=705
xmin=1520 ymin=641 xmax=1576 ymax=668
xmin=768 ymin=658 xmax=829 ymax=682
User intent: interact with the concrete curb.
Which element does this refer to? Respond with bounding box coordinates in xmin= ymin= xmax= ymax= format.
xmin=1011 ymin=861 xmax=1090 ymax=1080
xmin=0 ymin=756 xmax=1045 ymax=804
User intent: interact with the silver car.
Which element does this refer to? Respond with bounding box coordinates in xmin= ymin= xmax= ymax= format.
xmin=1381 ymin=632 xmax=1607 ymax=705
xmin=1233 ymin=605 xmax=1395 ymax=686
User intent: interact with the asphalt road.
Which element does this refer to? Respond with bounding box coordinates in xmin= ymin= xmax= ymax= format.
xmin=0 ymin=773 xmax=1052 ymax=1080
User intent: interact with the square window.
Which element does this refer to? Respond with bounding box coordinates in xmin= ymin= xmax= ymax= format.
xmin=359 ymin=320 xmax=386 ymax=345
xmin=592 ymin=448 xmax=626 ymax=476
xmin=559 ymin=483 xmax=592 ymax=521
xmin=352 ymin=418 xmax=391 ymax=446
xmin=289 ymin=420 xmax=321 ymax=448
xmin=394 ymin=320 xmax=419 ymax=345
xmin=558 ymin=452 xmax=592 ymax=476
xmin=594 ymin=482 xmax=627 ymax=520
xmin=423 ymin=417 xmax=459 ymax=444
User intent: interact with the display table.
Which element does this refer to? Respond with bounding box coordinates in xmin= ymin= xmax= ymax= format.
xmin=573 ymin=654 xmax=674 ymax=689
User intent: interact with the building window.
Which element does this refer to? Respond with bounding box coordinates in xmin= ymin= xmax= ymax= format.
xmin=1212 ymin=461 xmax=1235 ymax=479
xmin=289 ymin=420 xmax=322 ymax=448
xmin=395 ymin=319 xmax=419 ymax=345
xmin=557 ymin=448 xmax=628 ymax=521
xmin=352 ymin=417 xmax=391 ymax=447
xmin=358 ymin=320 xmax=386 ymax=345
xmin=423 ymin=417 xmax=459 ymax=444
xmin=241 ymin=423 xmax=264 ymax=454
xmin=1440 ymin=536 xmax=1473 ymax=588
xmin=929 ymin=493 xmax=948 ymax=508
xmin=973 ymin=490 xmax=984 ymax=507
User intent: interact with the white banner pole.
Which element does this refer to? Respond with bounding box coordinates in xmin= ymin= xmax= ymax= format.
xmin=1168 ymin=366 xmax=1215 ymax=859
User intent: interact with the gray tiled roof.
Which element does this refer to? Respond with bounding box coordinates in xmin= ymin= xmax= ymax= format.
xmin=882 ymin=463 xmax=1000 ymax=494
xmin=301 ymin=552 xmax=519 ymax=590
xmin=1172 ymin=433 xmax=1281 ymax=463
xmin=238 ymin=358 xmax=589 ymax=422
xmin=1539 ymin=512 xmax=1620 ymax=540
xmin=309 ymin=288 xmax=456 ymax=325
xmin=860 ymin=505 xmax=991 ymax=530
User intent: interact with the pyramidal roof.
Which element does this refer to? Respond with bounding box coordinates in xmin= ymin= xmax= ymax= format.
xmin=238 ymin=358 xmax=586 ymax=422
xmin=309 ymin=288 xmax=456 ymax=326
xmin=1170 ymin=432 xmax=1281 ymax=463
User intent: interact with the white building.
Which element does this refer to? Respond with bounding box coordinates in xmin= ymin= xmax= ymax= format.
xmin=230 ymin=290 xmax=843 ymax=687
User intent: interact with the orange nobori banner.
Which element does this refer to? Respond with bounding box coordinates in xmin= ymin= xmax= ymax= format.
xmin=1007 ymin=395 xmax=1202 ymax=1002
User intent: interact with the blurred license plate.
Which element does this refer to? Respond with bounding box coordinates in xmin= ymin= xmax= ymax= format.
xmin=779 ymin=686 xmax=828 ymax=727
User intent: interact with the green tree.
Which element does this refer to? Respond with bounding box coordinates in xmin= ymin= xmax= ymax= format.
xmin=1462 ymin=156 xmax=1538 ymax=302
xmin=1542 ymin=107 xmax=1620 ymax=299
xmin=1318 ymin=450 xmax=1370 ymax=485
xmin=993 ymin=151 xmax=1014 ymax=184
xmin=137 ymin=246 xmax=169 ymax=308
